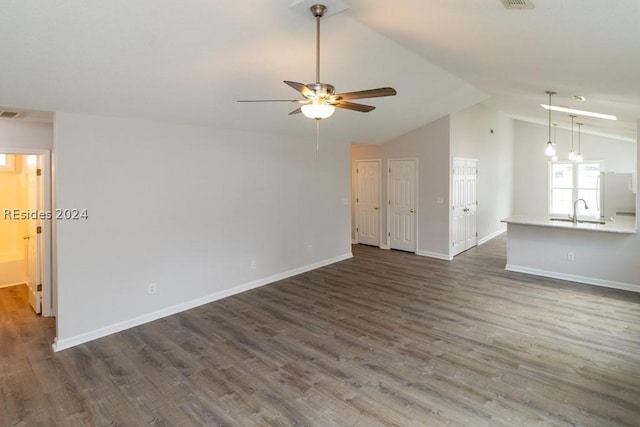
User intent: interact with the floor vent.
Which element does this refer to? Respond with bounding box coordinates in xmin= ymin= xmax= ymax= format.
xmin=0 ymin=111 xmax=21 ymax=119
xmin=501 ymin=0 xmax=534 ymax=9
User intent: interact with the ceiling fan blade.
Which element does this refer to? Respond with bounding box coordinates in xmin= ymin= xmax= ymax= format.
xmin=334 ymin=101 xmax=376 ymax=113
xmin=237 ymin=99 xmax=301 ymax=103
xmin=333 ymin=87 xmax=397 ymax=101
xmin=284 ymin=81 xmax=314 ymax=98
xmin=288 ymin=107 xmax=302 ymax=115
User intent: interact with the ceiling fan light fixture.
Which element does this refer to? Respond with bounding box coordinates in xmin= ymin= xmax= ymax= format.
xmin=301 ymin=100 xmax=335 ymax=120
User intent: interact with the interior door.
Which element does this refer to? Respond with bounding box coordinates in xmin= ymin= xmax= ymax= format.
xmin=355 ymin=160 xmax=381 ymax=246
xmin=464 ymin=161 xmax=478 ymax=249
xmin=25 ymin=155 xmax=42 ymax=314
xmin=452 ymin=159 xmax=466 ymax=255
xmin=388 ymin=159 xmax=416 ymax=252
xmin=451 ymin=158 xmax=478 ymax=256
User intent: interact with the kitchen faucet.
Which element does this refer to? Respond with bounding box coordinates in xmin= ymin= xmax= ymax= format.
xmin=571 ymin=198 xmax=588 ymax=223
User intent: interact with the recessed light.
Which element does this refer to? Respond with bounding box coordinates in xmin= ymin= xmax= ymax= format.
xmin=540 ymin=104 xmax=617 ymax=121
xmin=572 ymin=95 xmax=586 ymax=102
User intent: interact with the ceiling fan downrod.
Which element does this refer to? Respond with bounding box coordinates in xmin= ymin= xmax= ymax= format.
xmin=311 ymin=4 xmax=327 ymax=84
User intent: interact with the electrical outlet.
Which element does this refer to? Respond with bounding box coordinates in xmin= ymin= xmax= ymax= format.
xmin=251 ymin=260 xmax=257 ymax=269
xmin=567 ymin=252 xmax=575 ymax=261
xmin=148 ymin=283 xmax=157 ymax=294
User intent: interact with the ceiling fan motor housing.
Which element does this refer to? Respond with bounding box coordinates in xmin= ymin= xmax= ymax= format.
xmin=307 ymin=82 xmax=335 ymax=99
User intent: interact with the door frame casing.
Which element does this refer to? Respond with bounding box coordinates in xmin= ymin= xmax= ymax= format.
xmin=0 ymin=148 xmax=54 ymax=317
xmin=354 ymin=159 xmax=382 ymax=247
xmin=386 ymin=157 xmax=418 ymax=253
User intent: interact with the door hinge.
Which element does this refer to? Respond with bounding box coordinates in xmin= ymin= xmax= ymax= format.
xmin=476 ymin=232 xmax=478 ymax=237
xmin=36 ymin=226 xmax=42 ymax=234
xmin=388 ymin=232 xmax=391 ymax=237
xmin=356 ymin=168 xmax=359 ymax=173
xmin=356 ymin=197 xmax=359 ymax=203
xmin=356 ymin=227 xmax=359 ymax=233
xmin=37 ymin=284 xmax=42 ymax=292
xmin=389 ymin=168 xmax=391 ymax=173
xmin=388 ymin=200 xmax=391 ymax=205
xmin=36 ymin=168 xmax=42 ymax=176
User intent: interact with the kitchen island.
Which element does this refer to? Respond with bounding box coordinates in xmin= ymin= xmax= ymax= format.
xmin=501 ymin=215 xmax=639 ymax=293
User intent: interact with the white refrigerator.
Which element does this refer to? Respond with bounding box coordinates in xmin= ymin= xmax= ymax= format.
xmin=598 ymin=172 xmax=636 ymax=221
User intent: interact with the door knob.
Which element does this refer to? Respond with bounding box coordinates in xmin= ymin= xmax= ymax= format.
xmin=23 ymin=236 xmax=31 ymax=240
xmin=410 ymin=209 xmax=415 ymax=213
xmin=374 ymin=207 xmax=379 ymax=210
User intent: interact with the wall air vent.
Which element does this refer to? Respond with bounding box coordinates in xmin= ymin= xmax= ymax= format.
xmin=501 ymin=0 xmax=534 ymax=9
xmin=0 ymin=111 xmax=21 ymax=119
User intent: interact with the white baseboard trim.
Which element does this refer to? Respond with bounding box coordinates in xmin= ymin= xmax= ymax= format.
xmin=478 ymin=227 xmax=506 ymax=246
xmin=0 ymin=281 xmax=27 ymax=289
xmin=52 ymin=252 xmax=353 ymax=352
xmin=505 ymin=264 xmax=640 ymax=294
xmin=380 ymin=244 xmax=390 ymax=250
xmin=416 ymin=250 xmax=453 ymax=261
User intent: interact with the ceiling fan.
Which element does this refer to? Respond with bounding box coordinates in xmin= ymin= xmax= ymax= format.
xmin=238 ymin=4 xmax=397 ymax=120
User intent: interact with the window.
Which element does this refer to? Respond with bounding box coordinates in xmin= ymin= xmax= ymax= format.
xmin=549 ymin=161 xmax=602 ymax=217
xmin=0 ymin=154 xmax=6 ymax=167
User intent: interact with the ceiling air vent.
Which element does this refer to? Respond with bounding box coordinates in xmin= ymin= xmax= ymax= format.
xmin=501 ymin=0 xmax=534 ymax=9
xmin=0 ymin=111 xmax=21 ymax=119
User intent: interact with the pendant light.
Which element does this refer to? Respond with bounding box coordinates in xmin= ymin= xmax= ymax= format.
xmin=568 ymin=115 xmax=577 ymax=161
xmin=544 ymin=90 xmax=557 ymax=156
xmin=575 ymin=122 xmax=583 ymax=162
xmin=551 ymin=123 xmax=558 ymax=162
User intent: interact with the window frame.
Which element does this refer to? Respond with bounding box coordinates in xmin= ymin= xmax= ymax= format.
xmin=548 ymin=160 xmax=603 ymax=218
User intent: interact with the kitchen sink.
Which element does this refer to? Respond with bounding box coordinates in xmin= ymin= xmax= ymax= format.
xmin=549 ymin=218 xmax=606 ymax=225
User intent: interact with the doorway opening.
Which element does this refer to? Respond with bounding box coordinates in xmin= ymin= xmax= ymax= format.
xmin=0 ymin=150 xmax=53 ymax=317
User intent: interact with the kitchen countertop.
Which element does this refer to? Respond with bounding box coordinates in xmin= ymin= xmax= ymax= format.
xmin=501 ymin=214 xmax=637 ymax=234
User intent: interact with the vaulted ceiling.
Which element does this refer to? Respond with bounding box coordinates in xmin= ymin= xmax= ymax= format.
xmin=0 ymin=0 xmax=638 ymax=144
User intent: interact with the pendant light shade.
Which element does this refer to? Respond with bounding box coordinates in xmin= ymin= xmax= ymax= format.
xmin=544 ymin=90 xmax=557 ymax=157
xmin=568 ymin=115 xmax=577 ymax=161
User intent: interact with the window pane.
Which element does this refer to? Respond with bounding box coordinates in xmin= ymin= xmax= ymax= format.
xmin=0 ymin=154 xmax=6 ymax=167
xmin=551 ymin=188 xmax=573 ymax=214
xmin=552 ymin=163 xmax=573 ymax=188
xmin=577 ymin=189 xmax=599 ymax=215
xmin=578 ymin=163 xmax=600 ymax=189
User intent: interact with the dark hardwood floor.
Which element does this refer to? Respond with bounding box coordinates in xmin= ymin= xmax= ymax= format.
xmin=2 ymin=234 xmax=640 ymax=426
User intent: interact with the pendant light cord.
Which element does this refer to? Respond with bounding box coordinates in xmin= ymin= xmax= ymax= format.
xmin=548 ymin=92 xmax=552 ymax=142
xmin=570 ymin=115 xmax=575 ymax=151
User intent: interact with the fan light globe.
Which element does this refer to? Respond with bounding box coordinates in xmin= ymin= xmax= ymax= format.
xmin=301 ymin=101 xmax=335 ymax=120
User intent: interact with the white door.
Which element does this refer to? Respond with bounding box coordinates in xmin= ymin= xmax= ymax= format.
xmin=388 ymin=159 xmax=417 ymax=252
xmin=451 ymin=158 xmax=478 ymax=256
xmin=25 ymin=155 xmax=42 ymax=314
xmin=355 ymin=160 xmax=381 ymax=246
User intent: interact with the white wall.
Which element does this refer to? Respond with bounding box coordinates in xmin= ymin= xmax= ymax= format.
xmin=53 ymin=112 xmax=352 ymax=350
xmin=352 ymin=116 xmax=451 ymax=257
xmin=506 ymin=119 xmax=640 ymax=290
xmin=513 ymin=120 xmax=636 ymax=216
xmin=352 ymin=102 xmax=514 ymax=258
xmin=450 ymin=103 xmax=514 ymax=243
xmin=0 ymin=120 xmax=53 ymax=149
